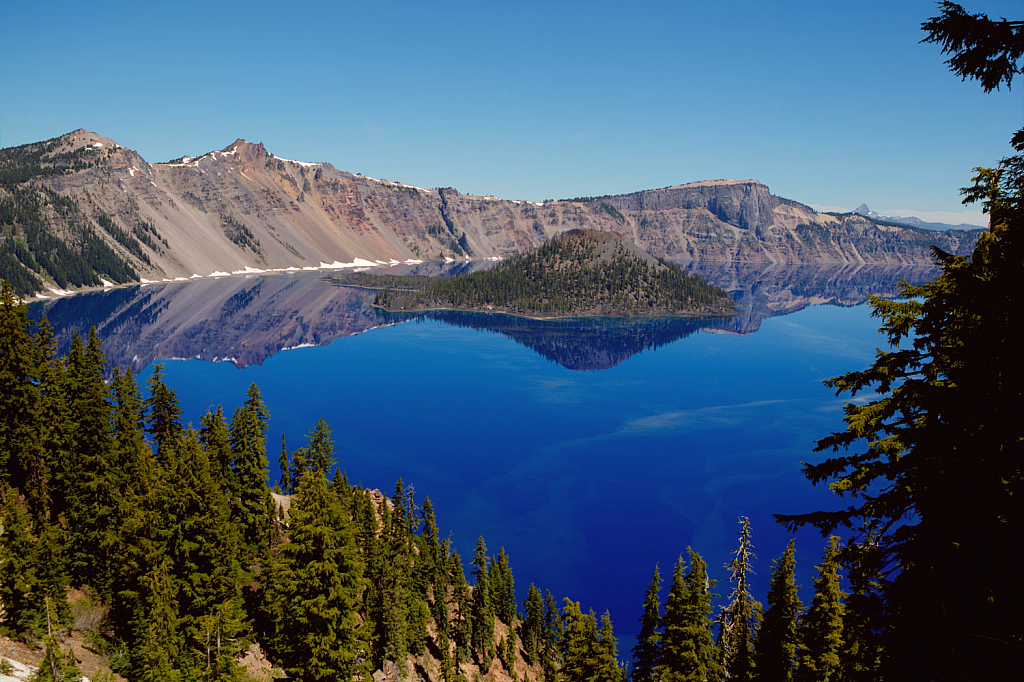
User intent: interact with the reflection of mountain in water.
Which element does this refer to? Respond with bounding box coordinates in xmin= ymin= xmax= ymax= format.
xmin=31 ymin=274 xmax=387 ymax=374
xmin=28 ymin=262 xmax=939 ymax=373
xmin=421 ymin=311 xmax=731 ymax=371
xmin=684 ymin=261 xmax=937 ymax=336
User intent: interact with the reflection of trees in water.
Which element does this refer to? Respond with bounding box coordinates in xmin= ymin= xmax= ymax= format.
xmin=421 ymin=263 xmax=939 ymax=370
xmin=421 ymin=311 xmax=733 ymax=371
xmin=25 ymin=263 xmax=941 ymax=374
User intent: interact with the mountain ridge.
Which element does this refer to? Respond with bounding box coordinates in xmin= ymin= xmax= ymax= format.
xmin=0 ymin=129 xmax=983 ymax=297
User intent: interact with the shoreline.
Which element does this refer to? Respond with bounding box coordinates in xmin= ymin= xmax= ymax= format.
xmin=369 ymin=301 xmax=740 ymax=322
xmin=20 ymin=259 xmax=448 ymax=304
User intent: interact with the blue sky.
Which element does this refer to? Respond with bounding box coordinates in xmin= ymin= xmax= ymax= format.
xmin=2 ymin=1 xmax=1020 ymax=225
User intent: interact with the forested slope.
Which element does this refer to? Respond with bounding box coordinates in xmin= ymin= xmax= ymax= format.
xmin=371 ymin=229 xmax=736 ymax=317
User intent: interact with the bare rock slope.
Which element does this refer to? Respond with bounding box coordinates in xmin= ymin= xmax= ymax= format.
xmin=2 ymin=130 xmax=982 ymax=295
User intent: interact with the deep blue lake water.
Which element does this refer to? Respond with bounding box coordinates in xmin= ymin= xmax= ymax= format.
xmin=30 ymin=263 xmax=927 ymax=640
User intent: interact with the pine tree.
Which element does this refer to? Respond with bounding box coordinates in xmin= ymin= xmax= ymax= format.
xmin=718 ymin=517 xmax=762 ymax=681
xmin=837 ymin=532 xmax=883 ymax=682
xmin=778 ymin=9 xmax=1024 ymax=672
xmin=111 ymin=368 xmax=150 ymax=491
xmin=166 ymin=429 xmax=244 ymax=654
xmin=34 ymin=631 xmax=84 ymax=681
xmin=595 ymin=610 xmax=625 ymax=682
xmin=269 ymin=468 xmax=367 ymax=682
xmin=199 ymin=405 xmax=233 ymax=491
xmin=0 ymin=280 xmax=40 ymax=495
xmin=303 ymin=417 xmax=335 ymax=475
xmin=795 ymin=537 xmax=845 ymax=682
xmin=277 ymin=434 xmax=291 ymax=494
xmin=751 ymin=539 xmax=802 ymax=682
xmin=450 ymin=549 xmax=474 ymax=673
xmin=63 ymin=329 xmax=119 ymax=597
xmin=542 ymin=590 xmax=562 ymax=682
xmin=660 ymin=550 xmax=720 ymax=682
xmin=132 ymin=559 xmax=182 ymax=682
xmin=522 ymin=583 xmax=545 ymax=665
xmin=145 ymin=363 xmax=182 ymax=469
xmin=471 ymin=536 xmax=495 ymax=667
xmin=0 ymin=487 xmax=42 ymax=638
xmin=493 ymin=546 xmax=516 ymax=626
xmin=34 ymin=523 xmax=72 ymax=631
xmin=229 ymin=383 xmax=275 ymax=563
xmin=109 ymin=425 xmax=167 ymax=653
xmin=559 ymin=600 xmax=598 ymax=682
xmin=632 ymin=564 xmax=662 ymax=682
xmin=34 ymin=318 xmax=72 ymax=525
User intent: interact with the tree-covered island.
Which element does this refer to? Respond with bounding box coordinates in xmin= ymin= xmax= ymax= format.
xmin=332 ymin=229 xmax=736 ymax=319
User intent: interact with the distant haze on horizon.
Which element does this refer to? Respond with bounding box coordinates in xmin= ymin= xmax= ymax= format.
xmin=1 ymin=0 xmax=1018 ymax=225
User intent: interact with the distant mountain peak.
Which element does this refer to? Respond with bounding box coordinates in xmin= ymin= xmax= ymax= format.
xmin=853 ymin=203 xmax=871 ymax=215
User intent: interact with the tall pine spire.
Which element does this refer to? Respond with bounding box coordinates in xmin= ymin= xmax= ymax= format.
xmin=795 ymin=537 xmax=845 ymax=682
xmin=632 ymin=563 xmax=662 ymax=682
xmin=752 ymin=539 xmax=802 ymax=682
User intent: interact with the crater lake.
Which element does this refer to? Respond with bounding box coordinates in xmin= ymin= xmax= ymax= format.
xmin=29 ymin=262 xmax=930 ymax=641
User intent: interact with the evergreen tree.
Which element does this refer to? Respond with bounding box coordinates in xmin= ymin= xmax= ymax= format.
xmin=778 ymin=6 xmax=1024 ymax=677
xmin=837 ymin=533 xmax=883 ymax=682
xmin=378 ymin=510 xmax=412 ymax=665
xmin=450 ymin=549 xmax=474 ymax=673
xmin=522 ymin=583 xmax=545 ymax=665
xmin=0 ymin=487 xmax=42 ymax=638
xmin=145 ymin=363 xmax=183 ymax=469
xmin=277 ymin=434 xmax=291 ymax=494
xmin=33 ymin=523 xmax=72 ymax=631
xmin=228 ymin=383 xmax=275 ymax=562
xmin=471 ymin=536 xmax=495 ymax=666
xmin=109 ymin=422 xmax=167 ymax=653
xmin=595 ymin=610 xmax=625 ymax=682
xmin=198 ymin=405 xmax=233 ymax=491
xmin=542 ymin=590 xmax=562 ymax=682
xmin=0 ymin=280 xmax=40 ymax=495
xmin=34 ymin=319 xmax=72 ymax=525
xmin=111 ymin=368 xmax=150 ymax=492
xmin=303 ymin=417 xmax=335 ymax=475
xmin=632 ymin=564 xmax=662 ymax=682
xmin=63 ymin=329 xmax=119 ymax=596
xmin=269 ymin=468 xmax=367 ymax=682
xmin=132 ymin=559 xmax=182 ymax=682
xmin=166 ymin=429 xmax=244 ymax=654
xmin=718 ymin=517 xmax=762 ymax=682
xmin=795 ymin=537 xmax=845 ymax=682
xmin=660 ymin=550 xmax=720 ymax=682
xmin=559 ymin=600 xmax=598 ymax=682
xmin=751 ymin=540 xmax=802 ymax=682
xmin=420 ymin=496 xmax=442 ymax=582
xmin=492 ymin=546 xmax=516 ymax=626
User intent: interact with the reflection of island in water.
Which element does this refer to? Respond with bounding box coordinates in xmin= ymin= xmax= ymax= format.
xmin=30 ymin=262 xmax=937 ymax=373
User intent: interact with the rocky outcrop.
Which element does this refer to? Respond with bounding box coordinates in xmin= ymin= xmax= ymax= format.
xmin=3 ymin=130 xmax=983 ymax=296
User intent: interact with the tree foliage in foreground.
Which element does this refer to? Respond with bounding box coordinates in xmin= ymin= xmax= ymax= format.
xmin=778 ymin=4 xmax=1024 ymax=678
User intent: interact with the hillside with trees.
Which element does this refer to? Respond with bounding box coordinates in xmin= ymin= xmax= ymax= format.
xmin=0 ymin=296 xmax=893 ymax=681
xmin=366 ymin=229 xmax=736 ymax=318
xmin=1 ymin=3 xmax=1020 ymax=680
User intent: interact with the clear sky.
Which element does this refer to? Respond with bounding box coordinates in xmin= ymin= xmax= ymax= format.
xmin=2 ymin=1 xmax=1020 ymax=226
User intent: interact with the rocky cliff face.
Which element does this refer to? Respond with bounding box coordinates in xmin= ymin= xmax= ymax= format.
xmin=2 ymin=130 xmax=982 ymax=296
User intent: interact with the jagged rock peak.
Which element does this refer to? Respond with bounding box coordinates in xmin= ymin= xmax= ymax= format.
xmin=853 ymin=203 xmax=871 ymax=214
